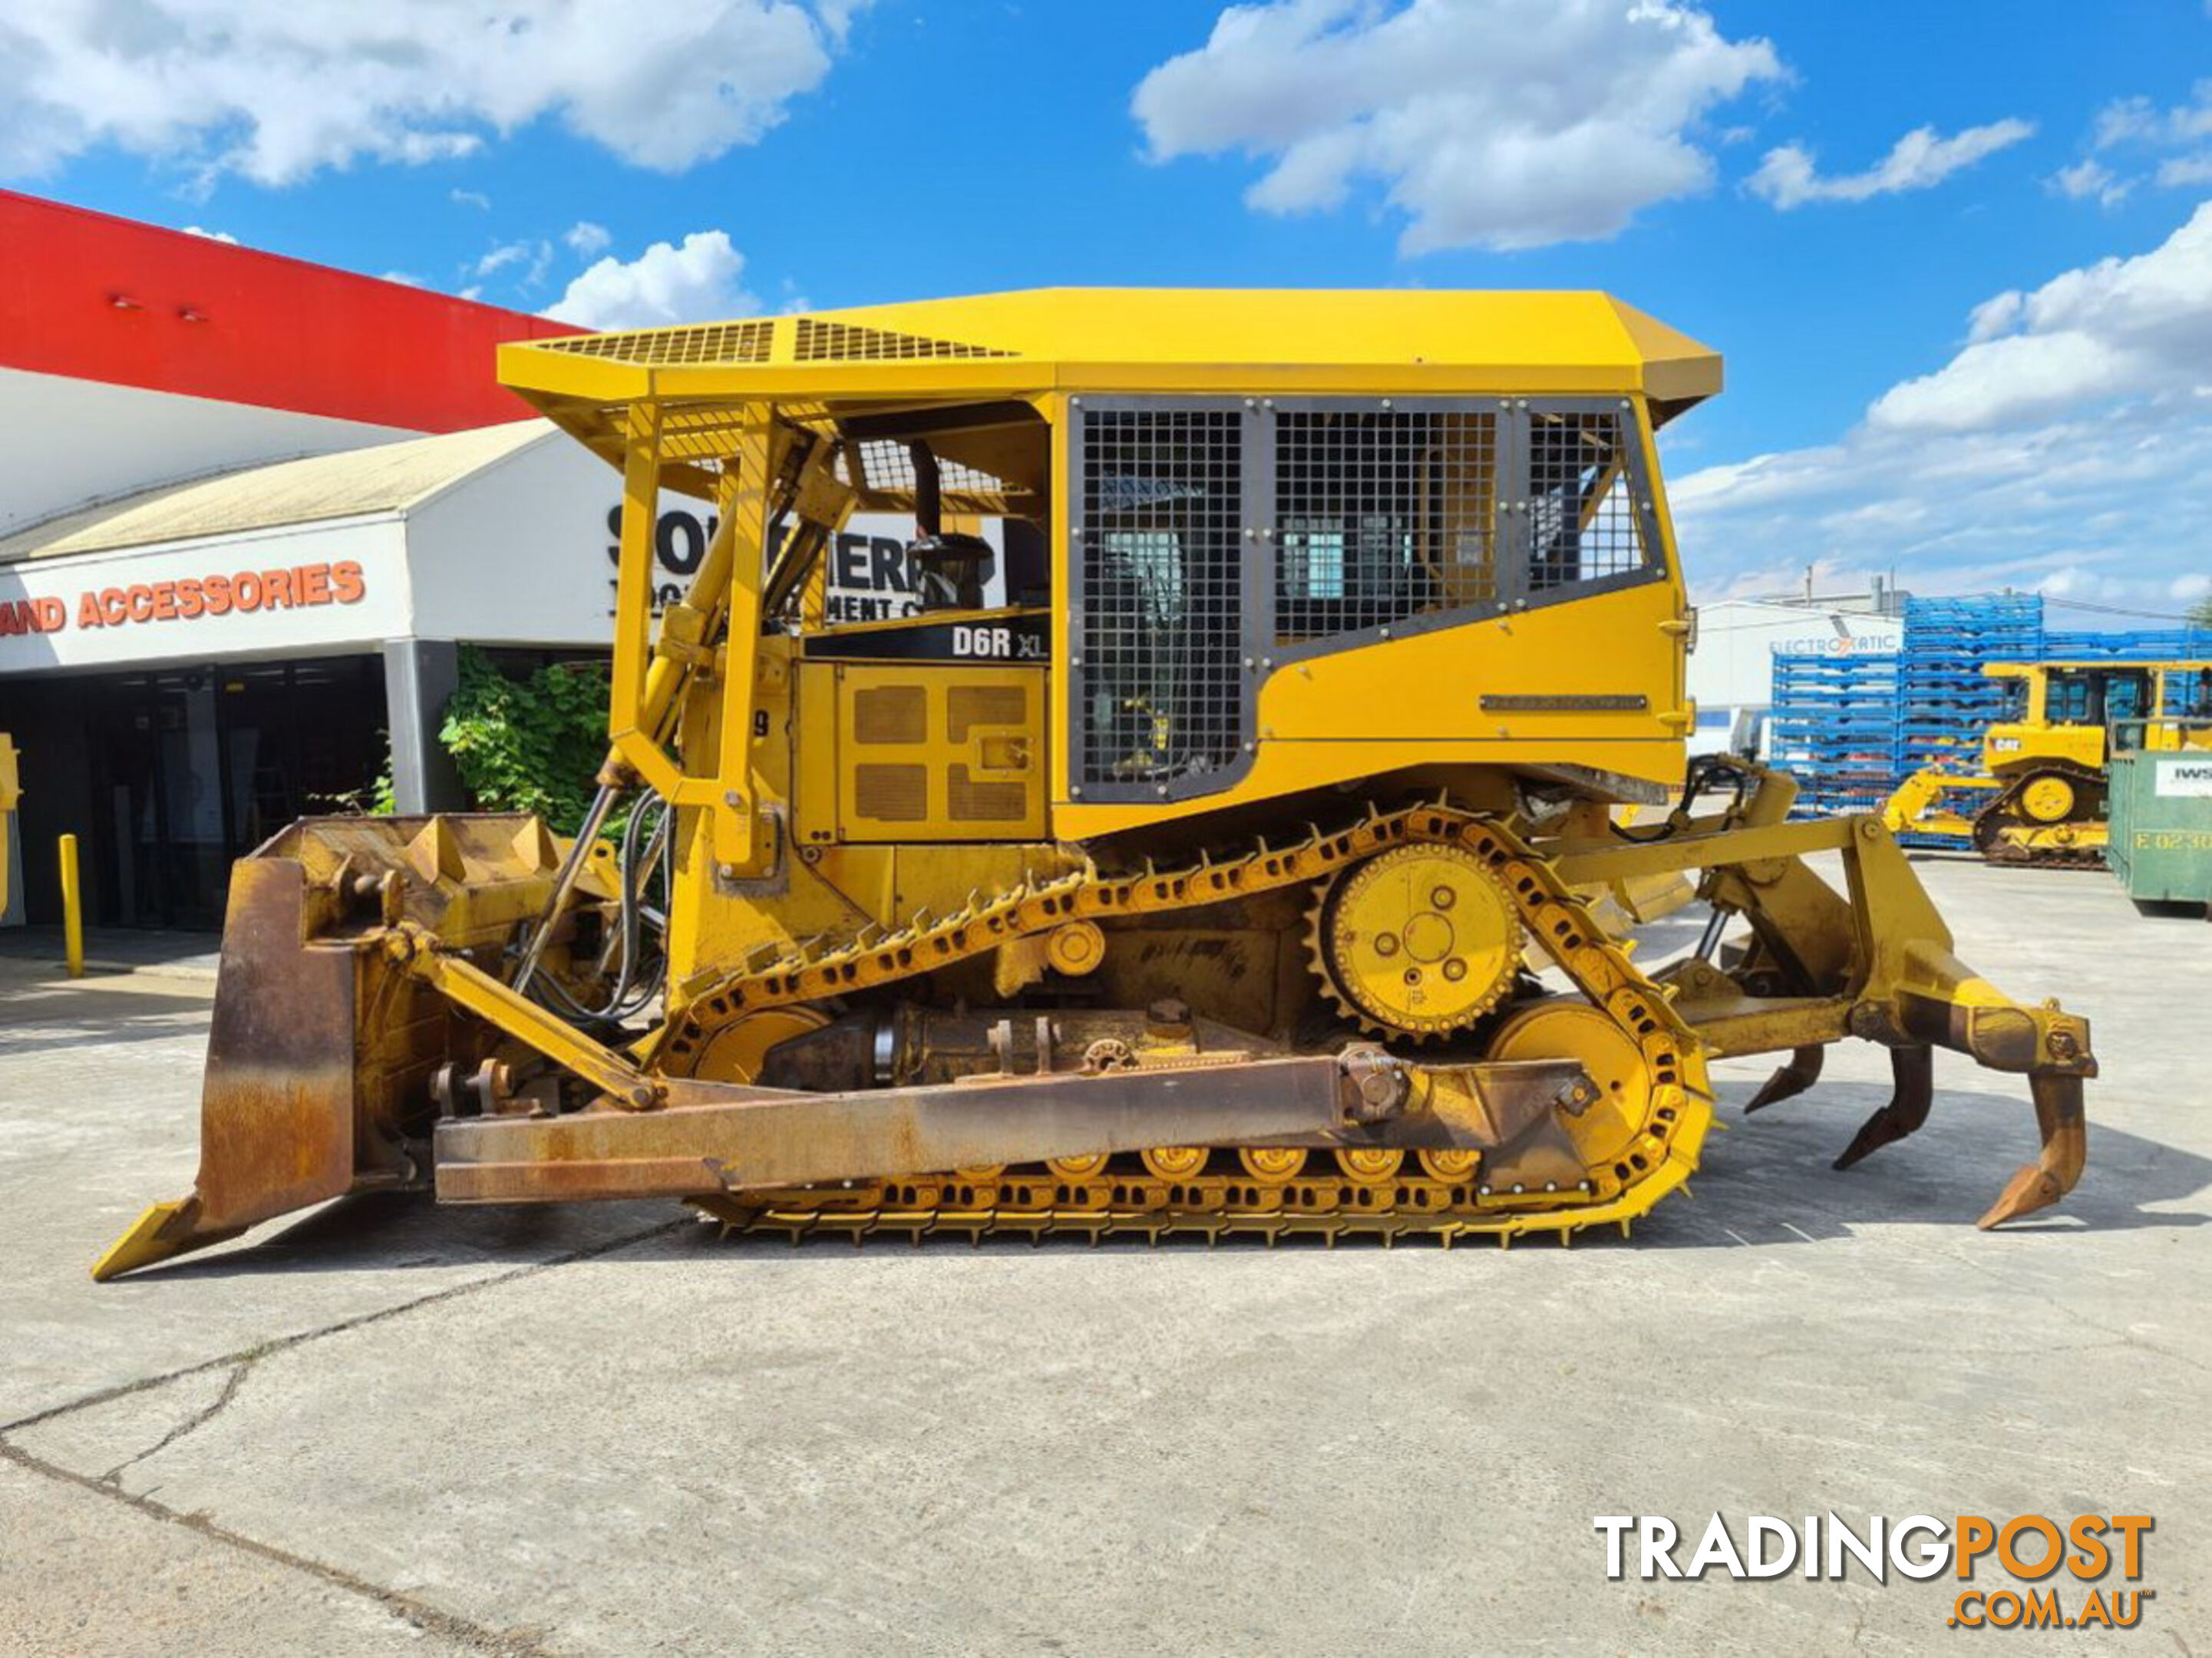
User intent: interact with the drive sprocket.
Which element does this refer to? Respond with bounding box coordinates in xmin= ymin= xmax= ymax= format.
xmin=1306 ymin=842 xmax=1524 ymax=1037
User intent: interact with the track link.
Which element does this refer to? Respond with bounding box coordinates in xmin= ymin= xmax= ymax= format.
xmin=693 ymin=1155 xmax=1681 ymax=1248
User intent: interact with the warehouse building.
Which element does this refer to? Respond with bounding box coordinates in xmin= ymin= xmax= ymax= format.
xmin=1686 ymin=595 xmax=1904 ymax=755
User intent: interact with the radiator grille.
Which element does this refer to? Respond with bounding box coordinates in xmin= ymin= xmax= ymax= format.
xmin=947 ymin=685 xmax=1028 ymax=741
xmin=852 ymin=685 xmax=926 ymax=745
xmin=853 ymin=764 xmax=929 ymax=821
xmin=947 ymin=765 xmax=1029 ymax=823
xmin=1075 ymin=408 xmax=1246 ymax=792
xmin=1527 ymin=409 xmax=1648 ymax=591
xmin=1274 ymin=410 xmax=1497 ymax=644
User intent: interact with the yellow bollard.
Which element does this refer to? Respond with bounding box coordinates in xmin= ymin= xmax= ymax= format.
xmin=58 ymin=833 xmax=84 ymax=979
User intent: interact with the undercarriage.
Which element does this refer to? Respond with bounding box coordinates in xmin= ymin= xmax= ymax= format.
xmin=94 ymin=769 xmax=2093 ymax=1280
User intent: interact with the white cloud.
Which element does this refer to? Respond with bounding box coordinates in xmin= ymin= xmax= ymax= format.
xmin=1963 ymin=290 xmax=2023 ymax=343
xmin=2158 ymin=153 xmax=2212 ymax=188
xmin=1867 ymin=203 xmax=2212 ymax=433
xmin=545 ymin=230 xmax=758 ymax=329
xmin=2049 ymin=157 xmax=2128 ymax=207
xmin=1131 ymin=0 xmax=1782 ymax=253
xmin=451 ymin=188 xmax=492 ymax=211
xmin=1747 ymin=119 xmax=2033 ymax=209
xmin=474 ymin=239 xmax=553 ymax=285
xmin=0 ymin=2 xmax=867 ymax=187
xmin=1676 ymin=412 xmax=2212 ymax=607
xmin=2059 ymin=81 xmax=2212 ymax=204
xmin=180 ymin=224 xmax=238 ymax=243
xmin=1671 ymin=204 xmax=2212 ymax=608
xmin=565 ymin=220 xmax=612 ymax=257
xmin=474 ymin=242 xmax=530 ymax=278
xmin=381 ymin=271 xmax=425 ymax=288
xmin=1867 ymin=332 xmax=2139 ymax=435
xmin=2094 ymin=82 xmax=2212 ymax=151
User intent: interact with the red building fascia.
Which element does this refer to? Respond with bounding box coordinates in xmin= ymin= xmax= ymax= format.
xmin=0 ymin=190 xmax=583 ymax=433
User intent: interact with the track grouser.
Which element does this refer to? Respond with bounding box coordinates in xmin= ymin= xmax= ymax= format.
xmin=95 ymin=289 xmax=2096 ymax=1279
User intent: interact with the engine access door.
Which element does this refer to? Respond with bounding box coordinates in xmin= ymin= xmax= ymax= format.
xmin=801 ymin=662 xmax=1047 ymax=842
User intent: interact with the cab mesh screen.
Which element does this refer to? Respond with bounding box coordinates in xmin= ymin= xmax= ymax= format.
xmin=1274 ymin=409 xmax=1498 ymax=644
xmin=1526 ymin=410 xmax=1646 ymax=592
xmin=1076 ymin=409 xmax=1246 ymax=791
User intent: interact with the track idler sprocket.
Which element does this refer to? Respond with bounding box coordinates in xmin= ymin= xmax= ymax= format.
xmin=1306 ymin=841 xmax=1524 ymax=1038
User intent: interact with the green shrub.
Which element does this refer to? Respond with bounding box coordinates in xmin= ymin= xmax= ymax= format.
xmin=440 ymin=648 xmax=613 ymax=837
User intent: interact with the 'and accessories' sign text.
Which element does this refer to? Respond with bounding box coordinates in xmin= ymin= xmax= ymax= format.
xmin=0 ymin=560 xmax=367 ymax=637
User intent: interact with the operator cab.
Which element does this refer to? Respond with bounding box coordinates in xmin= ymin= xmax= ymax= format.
xmin=2043 ymin=666 xmax=2148 ymax=728
xmin=788 ymin=404 xmax=1051 ymax=659
xmin=2167 ymin=666 xmax=2212 ymax=721
xmin=775 ymin=405 xmax=1055 ymax=844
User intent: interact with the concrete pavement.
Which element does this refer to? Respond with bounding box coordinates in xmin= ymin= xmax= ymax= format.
xmin=1 ymin=858 xmax=2207 ymax=1653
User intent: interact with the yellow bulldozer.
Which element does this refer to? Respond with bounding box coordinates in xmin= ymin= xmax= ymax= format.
xmin=1884 ymin=659 xmax=2212 ymax=864
xmin=94 ymin=290 xmax=2096 ymax=1280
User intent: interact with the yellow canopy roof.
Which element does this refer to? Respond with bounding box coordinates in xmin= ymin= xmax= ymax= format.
xmin=500 ymin=288 xmax=1721 ymax=429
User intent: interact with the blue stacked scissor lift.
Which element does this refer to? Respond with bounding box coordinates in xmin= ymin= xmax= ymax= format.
xmin=1765 ymin=594 xmax=2212 ymax=843
xmin=1765 ymin=652 xmax=1903 ymax=817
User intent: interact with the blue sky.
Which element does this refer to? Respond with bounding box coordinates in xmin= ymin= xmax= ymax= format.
xmin=8 ymin=2 xmax=2212 ymax=616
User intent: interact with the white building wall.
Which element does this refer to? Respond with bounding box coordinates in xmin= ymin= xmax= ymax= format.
xmin=1690 ymin=601 xmax=1901 ymax=709
xmin=1688 ymin=599 xmax=1901 ymax=754
xmin=403 ymin=432 xmax=629 ymax=648
xmin=0 ymin=366 xmax=414 ymax=536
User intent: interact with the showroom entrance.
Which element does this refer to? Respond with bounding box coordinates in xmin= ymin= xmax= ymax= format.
xmin=16 ymin=655 xmax=387 ymax=930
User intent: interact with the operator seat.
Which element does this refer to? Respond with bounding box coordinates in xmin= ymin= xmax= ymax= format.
xmin=906 ymin=532 xmax=994 ymax=611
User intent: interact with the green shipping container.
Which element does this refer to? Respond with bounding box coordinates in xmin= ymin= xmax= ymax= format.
xmin=2106 ymin=749 xmax=2212 ymax=911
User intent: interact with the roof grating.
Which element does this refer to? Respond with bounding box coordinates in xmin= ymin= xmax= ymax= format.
xmin=536 ymin=320 xmax=775 ymax=368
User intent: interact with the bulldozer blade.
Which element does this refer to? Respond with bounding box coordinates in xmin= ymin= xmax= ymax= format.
xmin=1744 ymin=1045 xmax=1824 ymax=1114
xmin=90 ymin=813 xmax=599 ymax=1281
xmin=90 ymin=857 xmax=370 ymax=1281
xmin=1976 ymin=1072 xmax=2088 ymax=1230
xmin=1832 ymin=1045 xmax=1933 ymax=1171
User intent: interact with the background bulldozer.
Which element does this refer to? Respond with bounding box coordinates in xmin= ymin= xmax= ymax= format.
xmin=96 ymin=290 xmax=2095 ymax=1280
xmin=1884 ymin=659 xmax=2212 ymax=864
